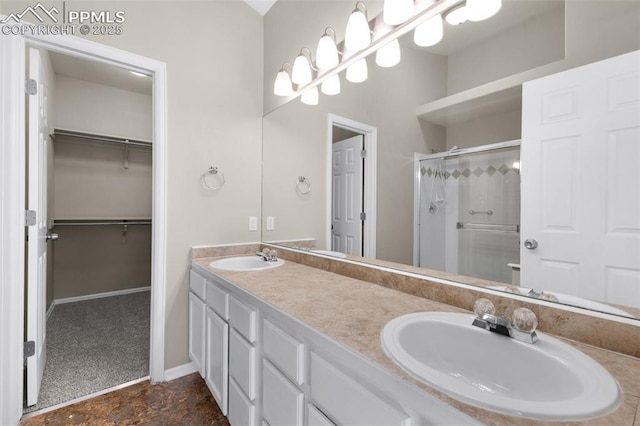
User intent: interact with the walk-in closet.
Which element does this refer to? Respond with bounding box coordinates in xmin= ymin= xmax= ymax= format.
xmin=24 ymin=49 xmax=153 ymax=413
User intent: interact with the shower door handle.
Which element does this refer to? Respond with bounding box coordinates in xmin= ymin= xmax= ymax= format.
xmin=524 ymin=239 xmax=538 ymax=250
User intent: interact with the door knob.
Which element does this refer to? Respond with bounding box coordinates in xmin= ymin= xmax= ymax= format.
xmin=46 ymin=233 xmax=58 ymax=241
xmin=524 ymin=239 xmax=538 ymax=250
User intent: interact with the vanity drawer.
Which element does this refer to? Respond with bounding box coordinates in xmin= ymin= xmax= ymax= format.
xmin=262 ymin=360 xmax=304 ymax=426
xmin=229 ymin=377 xmax=256 ymax=426
xmin=206 ymin=280 xmax=229 ymax=320
xmin=308 ymin=404 xmax=336 ymax=426
xmin=189 ymin=270 xmax=206 ymax=301
xmin=309 ymin=352 xmax=410 ymax=426
xmin=263 ymin=319 xmax=305 ymax=385
xmin=229 ymin=328 xmax=256 ymax=400
xmin=229 ymin=296 xmax=256 ymax=343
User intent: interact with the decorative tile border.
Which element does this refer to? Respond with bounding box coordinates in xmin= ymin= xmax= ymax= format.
xmin=421 ymin=164 xmax=520 ymax=179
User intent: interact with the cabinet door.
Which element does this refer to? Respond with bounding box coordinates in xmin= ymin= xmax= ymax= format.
xmin=188 ymin=292 xmax=206 ymax=378
xmin=206 ymin=307 xmax=229 ymax=415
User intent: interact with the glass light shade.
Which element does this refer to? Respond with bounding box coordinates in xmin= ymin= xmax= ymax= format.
xmin=321 ymin=75 xmax=341 ymax=95
xmin=383 ymin=0 xmax=414 ymax=25
xmin=345 ymin=10 xmax=371 ymax=51
xmin=413 ymin=14 xmax=443 ymax=47
xmin=316 ymin=34 xmax=339 ymax=70
xmin=346 ymin=58 xmax=368 ymax=83
xmin=466 ymin=0 xmax=502 ymax=22
xmin=444 ymin=4 xmax=468 ymax=25
xmin=273 ymin=70 xmax=293 ymax=96
xmin=291 ymin=53 xmax=312 ymax=85
xmin=376 ymin=39 xmax=401 ymax=68
xmin=301 ymin=86 xmax=319 ymax=105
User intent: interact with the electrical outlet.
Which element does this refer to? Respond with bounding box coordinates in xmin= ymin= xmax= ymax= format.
xmin=249 ymin=216 xmax=258 ymax=231
xmin=266 ymin=216 xmax=275 ymax=231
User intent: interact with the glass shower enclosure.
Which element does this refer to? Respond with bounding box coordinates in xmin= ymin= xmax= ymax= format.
xmin=416 ymin=141 xmax=521 ymax=284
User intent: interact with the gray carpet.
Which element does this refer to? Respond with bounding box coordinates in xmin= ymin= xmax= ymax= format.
xmin=25 ymin=291 xmax=150 ymax=413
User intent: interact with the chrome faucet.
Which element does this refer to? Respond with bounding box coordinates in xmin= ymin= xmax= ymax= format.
xmin=256 ymin=249 xmax=278 ymax=262
xmin=471 ymin=299 xmax=539 ymax=344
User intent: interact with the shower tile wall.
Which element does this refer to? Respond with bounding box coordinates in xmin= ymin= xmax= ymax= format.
xmin=419 ymin=148 xmax=520 ymax=284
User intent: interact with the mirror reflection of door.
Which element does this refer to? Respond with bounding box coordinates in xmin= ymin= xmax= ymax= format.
xmin=331 ymin=134 xmax=364 ymax=256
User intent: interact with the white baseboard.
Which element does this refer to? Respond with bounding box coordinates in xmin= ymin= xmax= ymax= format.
xmin=46 ymin=286 xmax=151 ymax=321
xmin=164 ymin=362 xmax=198 ymax=381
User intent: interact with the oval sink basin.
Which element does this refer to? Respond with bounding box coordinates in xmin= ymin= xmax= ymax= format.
xmin=209 ymin=256 xmax=284 ymax=272
xmin=381 ymin=312 xmax=620 ymax=420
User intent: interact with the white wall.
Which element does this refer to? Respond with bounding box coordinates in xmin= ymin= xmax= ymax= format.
xmin=1 ymin=0 xmax=265 ymax=370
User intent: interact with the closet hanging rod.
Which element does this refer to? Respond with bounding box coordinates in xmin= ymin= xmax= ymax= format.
xmin=52 ymin=129 xmax=153 ymax=149
xmin=53 ymin=220 xmax=152 ymax=227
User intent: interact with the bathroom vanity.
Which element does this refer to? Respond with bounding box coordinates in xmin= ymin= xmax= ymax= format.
xmin=189 ymin=246 xmax=640 ymax=425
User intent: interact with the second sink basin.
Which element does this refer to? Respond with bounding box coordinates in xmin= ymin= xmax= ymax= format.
xmin=381 ymin=312 xmax=620 ymax=421
xmin=209 ymin=256 xmax=284 ymax=272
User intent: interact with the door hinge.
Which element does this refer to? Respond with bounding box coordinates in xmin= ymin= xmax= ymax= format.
xmin=25 ymin=79 xmax=37 ymax=95
xmin=24 ymin=341 xmax=35 ymax=362
xmin=360 ymin=149 xmax=367 ymax=158
xmin=25 ymin=210 xmax=36 ymax=226
xmin=360 ymin=212 xmax=366 ymax=221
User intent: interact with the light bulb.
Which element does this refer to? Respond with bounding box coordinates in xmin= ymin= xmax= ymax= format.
xmin=466 ymin=0 xmax=502 ymax=22
xmin=383 ymin=0 xmax=414 ymax=25
xmin=444 ymin=4 xmax=468 ymax=25
xmin=414 ymin=14 xmax=443 ymax=47
xmin=376 ymin=39 xmax=401 ymax=68
xmin=291 ymin=52 xmax=312 ymax=85
xmin=345 ymin=9 xmax=371 ymax=51
xmin=316 ymin=33 xmax=339 ymax=70
xmin=273 ymin=68 xmax=293 ymax=96
xmin=321 ymin=75 xmax=341 ymax=95
xmin=301 ymin=86 xmax=319 ymax=105
xmin=346 ymin=58 xmax=368 ymax=83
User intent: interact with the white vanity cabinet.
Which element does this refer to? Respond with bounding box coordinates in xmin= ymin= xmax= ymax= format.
xmin=190 ymin=263 xmax=479 ymax=426
xmin=188 ymin=270 xmax=207 ymax=378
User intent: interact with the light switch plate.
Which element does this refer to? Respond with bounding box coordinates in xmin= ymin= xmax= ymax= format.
xmin=249 ymin=216 xmax=258 ymax=231
xmin=266 ymin=216 xmax=275 ymax=231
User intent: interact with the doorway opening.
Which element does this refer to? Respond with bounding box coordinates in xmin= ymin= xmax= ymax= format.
xmin=327 ymin=114 xmax=377 ymax=259
xmin=23 ymin=47 xmax=154 ymax=414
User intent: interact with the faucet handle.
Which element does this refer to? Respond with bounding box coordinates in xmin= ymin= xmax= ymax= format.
xmin=511 ymin=307 xmax=538 ymax=333
xmin=473 ymin=298 xmax=496 ymax=317
xmin=269 ymin=249 xmax=278 ymax=261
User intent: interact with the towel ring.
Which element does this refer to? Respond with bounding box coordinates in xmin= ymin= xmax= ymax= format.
xmin=202 ymin=166 xmax=225 ymax=191
xmin=296 ymin=176 xmax=311 ymax=195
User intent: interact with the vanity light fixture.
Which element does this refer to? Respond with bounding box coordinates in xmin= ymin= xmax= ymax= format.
xmin=444 ymin=2 xmax=468 ymax=25
xmin=300 ymin=86 xmax=319 ymax=105
xmin=383 ymin=0 xmax=415 ymax=26
xmin=321 ymin=74 xmax=341 ymax=95
xmin=466 ymin=0 xmax=501 ymax=21
xmin=316 ymin=27 xmax=340 ymax=70
xmin=376 ymin=39 xmax=401 ymax=68
xmin=414 ymin=13 xmax=443 ymax=47
xmin=273 ymin=63 xmax=294 ymax=96
xmin=346 ymin=57 xmax=368 ymax=83
xmin=345 ymin=2 xmax=371 ymax=51
xmin=291 ymin=48 xmax=314 ymax=85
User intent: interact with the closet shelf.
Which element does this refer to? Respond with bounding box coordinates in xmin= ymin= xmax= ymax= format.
xmin=52 ymin=128 xmax=152 ymax=149
xmin=53 ymin=219 xmax=152 ymax=227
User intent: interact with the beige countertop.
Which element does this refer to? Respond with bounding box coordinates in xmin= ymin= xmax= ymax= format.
xmin=193 ymin=256 xmax=640 ymax=425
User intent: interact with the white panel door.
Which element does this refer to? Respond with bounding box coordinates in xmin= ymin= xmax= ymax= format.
xmin=26 ymin=47 xmax=49 ymax=406
xmin=331 ymin=135 xmax=364 ymax=256
xmin=521 ymin=50 xmax=640 ymax=308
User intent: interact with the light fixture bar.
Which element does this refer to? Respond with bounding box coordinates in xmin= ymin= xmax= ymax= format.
xmin=294 ymin=0 xmax=461 ymax=95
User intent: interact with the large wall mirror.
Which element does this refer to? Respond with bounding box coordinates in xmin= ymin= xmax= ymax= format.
xmin=262 ymin=0 xmax=640 ymax=321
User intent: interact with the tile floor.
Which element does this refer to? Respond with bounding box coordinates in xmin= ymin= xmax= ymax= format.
xmin=21 ymin=373 xmax=229 ymax=426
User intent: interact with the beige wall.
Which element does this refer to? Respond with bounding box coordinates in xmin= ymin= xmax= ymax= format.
xmin=55 ymin=75 xmax=152 ymax=141
xmin=2 ymin=0 xmax=264 ymax=370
